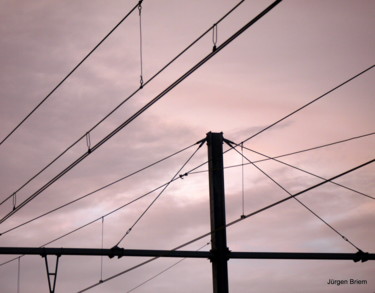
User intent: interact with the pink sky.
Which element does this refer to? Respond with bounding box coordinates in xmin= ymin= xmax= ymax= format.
xmin=0 ymin=0 xmax=374 ymax=292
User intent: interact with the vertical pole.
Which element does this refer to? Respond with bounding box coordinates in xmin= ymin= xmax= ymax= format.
xmin=207 ymin=132 xmax=229 ymax=293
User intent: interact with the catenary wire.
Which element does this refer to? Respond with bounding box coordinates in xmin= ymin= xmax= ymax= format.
xmin=0 ymin=0 xmax=279 ymax=224
xmin=189 ymin=132 xmax=374 ymax=178
xmin=1 ymin=134 xmax=372 ymax=267
xmin=229 ymin=143 xmax=362 ymax=250
xmin=0 ymin=0 xmax=246 ymax=212
xmin=126 ymin=241 xmax=211 ymax=293
xmin=77 ymin=157 xmax=373 ymax=291
xmin=0 ymin=176 xmax=183 ymax=267
xmin=0 ymin=142 xmax=197 ymax=236
xmin=5 ymin=132 xmax=375 ymax=236
xmin=115 ymin=141 xmax=204 ymax=246
xmin=0 ymin=1 xmax=141 ymax=147
xmin=241 ymin=145 xmax=375 ymax=200
xmin=239 ymin=64 xmax=374 ymax=145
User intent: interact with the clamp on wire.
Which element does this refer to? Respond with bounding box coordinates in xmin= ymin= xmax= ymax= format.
xmin=86 ymin=132 xmax=92 ymax=154
xmin=212 ymin=24 xmax=218 ymax=51
xmin=140 ymin=75 xmax=144 ymax=89
xmin=12 ymin=193 xmax=16 ymax=211
xmin=138 ymin=0 xmax=144 ymax=89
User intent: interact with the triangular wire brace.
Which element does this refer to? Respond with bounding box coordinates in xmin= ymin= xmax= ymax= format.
xmin=43 ymin=254 xmax=60 ymax=293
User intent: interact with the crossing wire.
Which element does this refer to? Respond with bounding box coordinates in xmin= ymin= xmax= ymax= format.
xmin=228 ymin=143 xmax=362 ymax=250
xmin=0 ymin=0 xmax=246 ymax=213
xmin=2 ymin=130 xmax=371 ymax=244
xmin=1 ymin=132 xmax=372 ymax=271
xmin=126 ymin=241 xmax=211 ymax=293
xmin=241 ymin=145 xmax=375 ymax=200
xmin=2 ymin=131 xmax=371 ymax=241
xmin=77 ymin=158 xmax=374 ymax=292
xmin=0 ymin=175 xmax=186 ymax=267
xmin=0 ymin=0 xmax=278 ymax=224
xmin=114 ymin=140 xmax=205 ymax=246
xmin=0 ymin=142 xmax=197 ymax=236
xmin=0 ymin=1 xmax=141 ymax=147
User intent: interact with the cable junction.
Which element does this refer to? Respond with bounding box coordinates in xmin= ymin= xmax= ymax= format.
xmin=2 ymin=130 xmax=369 ymax=258
xmin=125 ymin=241 xmax=211 ymax=293
xmin=0 ymin=139 xmax=204 ymax=267
xmin=114 ymin=139 xmax=205 ymax=246
xmin=227 ymin=141 xmax=363 ymax=251
xmin=77 ymin=157 xmax=373 ymax=292
xmin=241 ymin=145 xmax=374 ymax=200
xmin=0 ymin=0 xmax=275 ymax=224
xmin=0 ymin=1 xmax=141 ymax=147
xmin=0 ymin=0 xmax=246 ymax=217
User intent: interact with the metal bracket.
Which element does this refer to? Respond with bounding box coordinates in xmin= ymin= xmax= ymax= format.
xmin=43 ymin=254 xmax=60 ymax=293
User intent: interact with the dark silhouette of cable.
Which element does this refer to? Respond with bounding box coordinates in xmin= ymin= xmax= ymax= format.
xmin=0 ymin=0 xmax=279 ymax=224
xmin=189 ymin=132 xmax=375 ymax=178
xmin=138 ymin=1 xmax=144 ymax=88
xmin=114 ymin=141 xmax=205 ymax=246
xmin=241 ymin=146 xmax=375 ymax=200
xmin=126 ymin=241 xmax=210 ymax=293
xmin=1 ymin=136 xmax=372 ymax=268
xmin=0 ymin=1 xmax=141 ymax=147
xmin=0 ymin=142 xmax=197 ymax=236
xmin=229 ymin=143 xmax=362 ymax=250
xmin=77 ymin=158 xmax=374 ymax=292
xmin=0 ymin=142 xmax=203 ymax=268
xmin=0 ymin=0 xmax=245 ymax=213
xmin=0 ymin=176 xmax=184 ymax=268
xmin=240 ymin=65 xmax=374 ymax=145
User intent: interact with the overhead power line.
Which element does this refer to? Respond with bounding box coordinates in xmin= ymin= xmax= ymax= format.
xmin=114 ymin=140 xmax=205 ymax=246
xmin=241 ymin=145 xmax=375 ymax=200
xmin=0 ymin=142 xmax=198 ymax=237
xmin=0 ymin=173 xmax=190 ymax=267
xmin=0 ymin=0 xmax=245 ymax=213
xmin=1 ymin=133 xmax=372 ymax=269
xmin=3 ymin=132 xmax=370 ymax=238
xmin=126 ymin=241 xmax=210 ymax=293
xmin=0 ymin=0 xmax=280 ymax=224
xmin=189 ymin=132 xmax=374 ymax=178
xmin=0 ymin=1 xmax=141 ymax=147
xmin=77 ymin=158 xmax=373 ymax=292
xmin=229 ymin=143 xmax=362 ymax=250
xmin=240 ymin=64 xmax=374 ymax=144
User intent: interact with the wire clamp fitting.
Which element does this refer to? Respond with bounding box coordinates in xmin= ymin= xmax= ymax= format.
xmin=212 ymin=24 xmax=218 ymax=52
xmin=12 ymin=193 xmax=17 ymax=211
xmin=140 ymin=75 xmax=144 ymax=89
xmin=86 ymin=132 xmax=92 ymax=154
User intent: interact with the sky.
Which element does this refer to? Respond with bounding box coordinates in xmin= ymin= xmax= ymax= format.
xmin=0 ymin=0 xmax=374 ymax=292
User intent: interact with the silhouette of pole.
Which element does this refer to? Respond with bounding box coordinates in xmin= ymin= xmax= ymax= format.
xmin=207 ymin=132 xmax=229 ymax=293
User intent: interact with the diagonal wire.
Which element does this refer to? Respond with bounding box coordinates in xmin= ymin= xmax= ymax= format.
xmin=126 ymin=241 xmax=210 ymax=293
xmin=240 ymin=65 xmax=374 ymax=145
xmin=0 ymin=167 xmax=196 ymax=268
xmin=115 ymin=140 xmax=205 ymax=246
xmin=228 ymin=143 xmax=362 ymax=250
xmin=189 ymin=132 xmax=374 ymax=181
xmin=0 ymin=0 xmax=245 ymax=209
xmin=0 ymin=0 xmax=251 ymax=223
xmin=241 ymin=145 xmax=375 ymax=200
xmin=76 ymin=157 xmax=373 ymax=292
xmin=0 ymin=142 xmax=197 ymax=236
xmin=0 ymin=1 xmax=141 ymax=147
